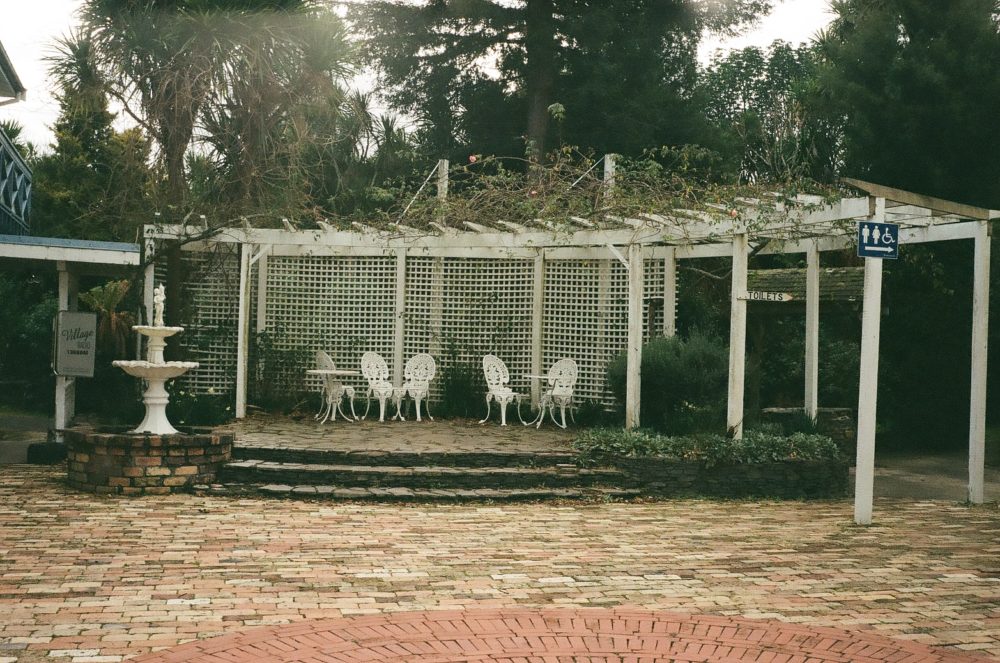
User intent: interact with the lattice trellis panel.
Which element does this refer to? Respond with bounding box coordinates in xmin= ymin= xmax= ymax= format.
xmin=543 ymin=257 xmax=670 ymax=407
xmin=405 ymin=257 xmax=534 ymax=404
xmin=262 ymin=255 xmax=397 ymax=400
xmin=544 ymin=260 xmax=623 ymax=406
xmin=172 ymin=247 xmax=675 ymax=410
xmin=160 ymin=246 xmax=241 ymax=395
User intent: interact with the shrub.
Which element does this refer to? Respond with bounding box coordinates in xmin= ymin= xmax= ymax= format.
xmin=167 ymin=388 xmax=233 ymax=427
xmin=434 ymin=339 xmax=487 ymax=418
xmin=606 ymin=330 xmax=728 ymax=435
xmin=573 ymin=427 xmax=843 ymax=468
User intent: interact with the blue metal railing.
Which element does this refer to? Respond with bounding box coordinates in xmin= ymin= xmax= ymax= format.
xmin=0 ymin=127 xmax=31 ymax=235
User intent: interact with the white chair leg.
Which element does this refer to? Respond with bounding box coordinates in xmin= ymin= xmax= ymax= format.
xmin=559 ymin=404 xmax=568 ymax=429
xmin=516 ymin=396 xmax=528 ymax=425
xmin=414 ymin=393 xmax=423 ymax=422
xmin=479 ymin=395 xmax=492 ymax=424
xmin=315 ymin=389 xmax=326 ymax=420
xmin=424 ymin=399 xmax=434 ymax=421
xmin=362 ymin=391 xmax=372 ymax=420
xmin=500 ymin=399 xmax=508 ymax=426
xmin=348 ymin=393 xmax=358 ymax=421
xmin=378 ymin=397 xmax=387 ymax=422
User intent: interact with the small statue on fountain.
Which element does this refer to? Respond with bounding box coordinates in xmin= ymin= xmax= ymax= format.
xmin=153 ymin=284 xmax=166 ymax=327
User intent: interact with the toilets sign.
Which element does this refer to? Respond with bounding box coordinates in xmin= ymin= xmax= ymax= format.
xmin=857 ymin=221 xmax=899 ymax=259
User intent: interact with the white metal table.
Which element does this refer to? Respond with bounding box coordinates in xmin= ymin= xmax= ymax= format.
xmin=307 ymin=368 xmax=361 ymax=423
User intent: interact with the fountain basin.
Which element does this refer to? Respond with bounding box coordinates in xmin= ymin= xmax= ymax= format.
xmin=132 ymin=325 xmax=185 ymax=337
xmin=113 ymin=360 xmax=199 ymax=380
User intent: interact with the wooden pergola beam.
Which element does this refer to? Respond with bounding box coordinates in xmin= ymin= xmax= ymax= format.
xmin=842 ymin=177 xmax=992 ymax=220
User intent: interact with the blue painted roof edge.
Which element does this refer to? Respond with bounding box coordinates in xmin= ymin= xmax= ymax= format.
xmin=0 ymin=234 xmax=141 ymax=253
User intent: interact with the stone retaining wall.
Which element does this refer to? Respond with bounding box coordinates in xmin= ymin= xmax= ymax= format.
xmin=614 ymin=457 xmax=850 ymax=498
xmin=65 ymin=428 xmax=233 ymax=495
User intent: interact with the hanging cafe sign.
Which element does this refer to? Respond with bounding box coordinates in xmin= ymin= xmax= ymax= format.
xmin=53 ymin=311 xmax=97 ymax=378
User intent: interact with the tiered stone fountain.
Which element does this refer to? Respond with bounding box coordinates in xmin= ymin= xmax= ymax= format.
xmin=66 ymin=285 xmax=233 ymax=495
xmin=113 ymin=284 xmax=198 ymax=435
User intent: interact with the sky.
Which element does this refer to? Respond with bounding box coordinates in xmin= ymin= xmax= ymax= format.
xmin=0 ymin=0 xmax=836 ymax=149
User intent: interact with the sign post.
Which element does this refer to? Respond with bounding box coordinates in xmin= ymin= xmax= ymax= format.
xmin=54 ymin=312 xmax=97 ymax=378
xmin=855 ymin=210 xmax=895 ymax=525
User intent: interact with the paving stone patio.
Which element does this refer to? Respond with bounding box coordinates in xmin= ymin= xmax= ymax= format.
xmin=0 ymin=465 xmax=998 ymax=662
xmin=230 ymin=414 xmax=576 ymax=455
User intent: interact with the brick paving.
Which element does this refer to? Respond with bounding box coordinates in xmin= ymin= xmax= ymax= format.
xmin=129 ymin=608 xmax=990 ymax=662
xmin=0 ymin=465 xmax=998 ymax=662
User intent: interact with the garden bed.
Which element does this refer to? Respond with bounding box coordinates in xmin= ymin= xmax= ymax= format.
xmin=574 ymin=429 xmax=849 ymax=499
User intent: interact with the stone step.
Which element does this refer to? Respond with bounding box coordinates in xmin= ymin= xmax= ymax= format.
xmin=202 ymin=483 xmax=643 ymax=502
xmin=218 ymin=459 xmax=628 ymax=490
xmin=232 ymin=445 xmax=576 ymax=468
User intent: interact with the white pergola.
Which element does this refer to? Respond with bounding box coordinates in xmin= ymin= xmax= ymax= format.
xmin=146 ymin=167 xmax=997 ymax=524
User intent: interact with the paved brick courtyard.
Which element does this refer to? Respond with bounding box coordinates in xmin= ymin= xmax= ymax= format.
xmin=0 ymin=465 xmax=998 ymax=662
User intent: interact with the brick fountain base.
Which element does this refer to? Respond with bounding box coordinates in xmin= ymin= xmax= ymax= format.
xmin=65 ymin=427 xmax=233 ymax=495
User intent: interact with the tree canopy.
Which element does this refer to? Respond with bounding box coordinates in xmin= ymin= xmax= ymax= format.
xmin=816 ymin=0 xmax=1000 ymax=207
xmin=349 ymin=0 xmax=771 ymax=160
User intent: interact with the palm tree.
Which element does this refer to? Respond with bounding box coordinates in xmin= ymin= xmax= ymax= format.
xmin=74 ymin=0 xmax=356 ymax=213
xmin=79 ymin=280 xmax=135 ymax=358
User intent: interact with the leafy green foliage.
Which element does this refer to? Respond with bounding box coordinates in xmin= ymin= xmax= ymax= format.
xmin=78 ymin=280 xmax=136 ymax=358
xmin=607 ymin=330 xmax=729 ymax=435
xmin=0 ymin=274 xmax=58 ymax=412
xmin=702 ymin=40 xmax=841 ymax=183
xmin=249 ymin=329 xmax=310 ymax=413
xmin=817 ymin=0 xmax=1000 ymax=207
xmin=349 ymin=0 xmax=770 ymax=159
xmin=167 ymin=387 xmax=233 ymax=427
xmin=573 ymin=427 xmax=843 ymax=467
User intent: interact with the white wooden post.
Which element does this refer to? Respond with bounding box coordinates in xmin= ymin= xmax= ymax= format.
xmin=625 ymin=244 xmax=644 ymax=429
xmin=255 ymin=252 xmax=268 ymax=334
xmin=143 ymin=241 xmax=156 ymax=325
xmin=393 ymin=248 xmax=407 ymax=387
xmin=235 ymin=243 xmax=251 ymax=419
xmin=531 ymin=251 xmax=545 ymax=406
xmin=430 ymin=257 xmax=444 ymax=362
xmin=968 ymin=219 xmax=991 ymax=504
xmin=664 ymin=247 xmax=676 ymax=337
xmin=54 ymin=261 xmax=79 ymax=433
xmin=604 ymin=154 xmax=616 ymax=201
xmin=437 ymin=159 xmax=449 ymax=201
xmin=805 ymin=242 xmax=820 ymax=420
xmin=855 ymin=197 xmax=885 ymax=525
xmin=727 ymin=233 xmax=749 ymax=438
xmin=142 ymin=259 xmax=155 ymax=360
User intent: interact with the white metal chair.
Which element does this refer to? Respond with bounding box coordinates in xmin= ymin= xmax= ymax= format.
xmin=314 ymin=350 xmax=356 ymax=423
xmin=401 ymin=353 xmax=436 ymax=422
xmin=479 ymin=354 xmax=524 ymax=426
xmin=537 ymin=358 xmax=578 ymax=429
xmin=360 ymin=351 xmax=395 ymax=422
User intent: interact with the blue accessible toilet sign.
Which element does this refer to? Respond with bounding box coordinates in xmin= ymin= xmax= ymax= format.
xmin=857 ymin=221 xmax=899 ymax=259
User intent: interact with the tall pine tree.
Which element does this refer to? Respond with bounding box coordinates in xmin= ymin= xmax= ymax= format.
xmin=350 ymin=0 xmax=770 ymax=159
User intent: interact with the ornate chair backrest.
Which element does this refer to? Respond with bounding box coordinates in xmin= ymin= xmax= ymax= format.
xmin=404 ymin=353 xmax=436 ymax=386
xmin=547 ymin=358 xmax=578 ymax=397
xmin=315 ymin=350 xmax=338 ymax=389
xmin=360 ymin=351 xmax=390 ymax=386
xmin=482 ymin=354 xmax=510 ymax=391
